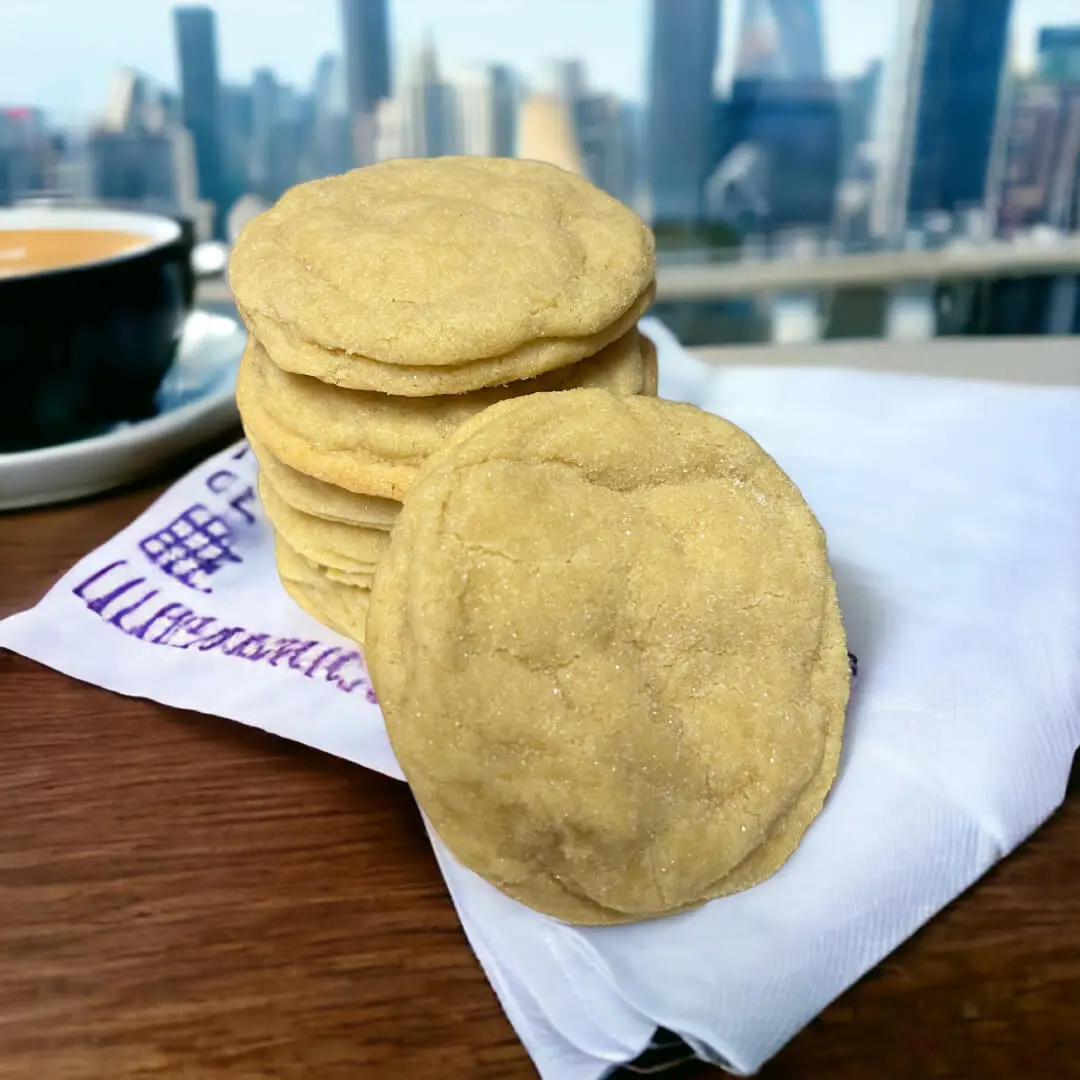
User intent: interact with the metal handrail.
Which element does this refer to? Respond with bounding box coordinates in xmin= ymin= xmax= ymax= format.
xmin=656 ymin=238 xmax=1080 ymax=301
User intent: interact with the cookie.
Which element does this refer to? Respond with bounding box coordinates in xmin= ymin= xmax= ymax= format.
xmin=275 ymin=535 xmax=370 ymax=645
xmin=242 ymin=282 xmax=655 ymax=397
xmin=366 ymin=389 xmax=849 ymax=926
xmin=250 ymin=435 xmax=400 ymax=531
xmin=258 ymin=472 xmax=389 ymax=576
xmin=238 ymin=327 xmax=652 ymax=501
xmin=229 ymin=156 xmax=656 ymax=382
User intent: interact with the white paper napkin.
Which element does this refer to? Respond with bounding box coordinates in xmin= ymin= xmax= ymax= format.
xmin=3 ymin=318 xmax=1078 ymax=1079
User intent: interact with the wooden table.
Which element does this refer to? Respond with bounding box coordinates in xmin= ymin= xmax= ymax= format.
xmin=2 ymin=445 xmax=1079 ymax=1080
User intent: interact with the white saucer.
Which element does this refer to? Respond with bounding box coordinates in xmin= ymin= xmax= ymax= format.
xmin=0 ymin=309 xmax=246 ymax=511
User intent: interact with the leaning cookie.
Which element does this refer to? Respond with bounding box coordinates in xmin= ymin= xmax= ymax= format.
xmin=365 ymin=389 xmax=850 ymax=926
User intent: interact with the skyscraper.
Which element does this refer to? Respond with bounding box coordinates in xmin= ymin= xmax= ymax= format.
xmin=734 ymin=0 xmax=825 ymax=80
xmin=718 ymin=0 xmax=836 ymax=231
xmin=515 ymin=93 xmax=585 ymax=176
xmin=538 ymin=62 xmax=640 ymax=203
xmin=88 ymin=70 xmax=204 ymax=232
xmin=647 ymin=0 xmax=721 ymax=223
xmin=0 ymin=108 xmax=53 ymax=206
xmin=173 ymin=6 xmax=225 ymax=227
xmin=311 ymin=54 xmax=353 ymax=176
xmin=838 ymin=59 xmax=882 ymax=171
xmin=712 ymin=77 xmax=841 ymax=229
xmin=544 ymin=59 xmax=588 ymax=105
xmin=454 ymin=70 xmax=492 ymax=157
xmin=454 ymin=65 xmax=518 ymax=158
xmin=907 ymin=0 xmax=1012 ymax=218
xmin=575 ymin=92 xmax=639 ymax=205
xmin=489 ymin=66 xmax=518 ymax=159
xmin=1037 ymin=26 xmax=1080 ymax=82
xmin=341 ymin=0 xmax=392 ymax=164
xmin=993 ymin=82 xmax=1080 ymax=234
xmin=402 ymin=39 xmax=459 ymax=158
xmin=219 ymin=84 xmax=254 ymax=202
xmin=871 ymin=0 xmax=1012 ymax=240
xmin=249 ymin=68 xmax=279 ymax=197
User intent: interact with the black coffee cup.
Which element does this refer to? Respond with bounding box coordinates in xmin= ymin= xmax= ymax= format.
xmin=0 ymin=206 xmax=195 ymax=453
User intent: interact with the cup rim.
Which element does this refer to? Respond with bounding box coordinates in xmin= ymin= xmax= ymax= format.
xmin=0 ymin=205 xmax=184 ymax=283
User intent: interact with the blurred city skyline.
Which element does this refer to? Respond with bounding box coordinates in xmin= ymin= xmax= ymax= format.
xmin=4 ymin=0 xmax=1076 ymax=125
xmin=2 ymin=0 xmax=1078 ymax=339
xmin=2 ymin=0 xmax=1078 ymax=270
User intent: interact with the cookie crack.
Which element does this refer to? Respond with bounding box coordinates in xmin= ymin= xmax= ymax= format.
xmin=449 ymin=533 xmax=578 ymax=570
xmin=487 ymin=641 xmax=583 ymax=675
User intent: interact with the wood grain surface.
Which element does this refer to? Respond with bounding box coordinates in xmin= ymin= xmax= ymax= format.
xmin=1 ymin=444 xmax=1079 ymax=1080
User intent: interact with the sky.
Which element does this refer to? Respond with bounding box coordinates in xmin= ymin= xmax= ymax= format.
xmin=0 ymin=0 xmax=1077 ymax=126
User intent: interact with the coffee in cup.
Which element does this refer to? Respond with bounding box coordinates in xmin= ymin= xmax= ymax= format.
xmin=0 ymin=207 xmax=195 ymax=453
xmin=0 ymin=228 xmax=152 ymax=278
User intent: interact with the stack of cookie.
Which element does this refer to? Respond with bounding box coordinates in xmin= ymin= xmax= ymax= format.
xmin=229 ymin=156 xmax=658 ymax=646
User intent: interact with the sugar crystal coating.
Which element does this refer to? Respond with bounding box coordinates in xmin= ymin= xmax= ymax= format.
xmin=366 ymin=389 xmax=850 ymax=925
xmin=229 ymin=157 xmax=656 ymax=390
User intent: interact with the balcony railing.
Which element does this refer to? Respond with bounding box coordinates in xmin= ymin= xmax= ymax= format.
xmin=654 ymin=236 xmax=1080 ymax=301
xmin=197 ymin=237 xmax=1080 ymax=347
